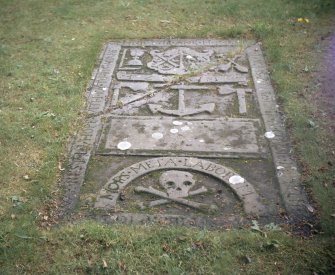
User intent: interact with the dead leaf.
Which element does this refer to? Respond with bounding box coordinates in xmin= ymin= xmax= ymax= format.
xmin=306 ymin=204 xmax=314 ymax=213
xmin=177 ymin=236 xmax=187 ymax=242
xmin=303 ymin=65 xmax=310 ymax=72
xmin=192 ymin=241 xmax=205 ymax=250
xmin=158 ymin=219 xmax=169 ymax=225
xmin=118 ymin=260 xmax=126 ymax=271
xmin=250 ymin=220 xmax=268 ymax=237
xmin=58 ymin=162 xmax=65 ymax=171
xmin=15 ymin=234 xmax=33 ymax=239
xmin=162 ymin=243 xmax=172 ymax=253
xmin=263 ymin=240 xmax=280 ymax=250
xmin=240 ymin=255 xmax=252 ymax=264
xmin=318 ymin=166 xmax=327 ymax=173
xmin=307 ymin=119 xmax=316 ymax=128
xmin=102 ymin=259 xmax=108 ymax=268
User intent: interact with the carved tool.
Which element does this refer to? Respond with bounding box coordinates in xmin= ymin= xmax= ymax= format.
xmin=219 ymin=85 xmax=252 ymax=114
xmin=148 ymin=84 xmax=215 ymax=117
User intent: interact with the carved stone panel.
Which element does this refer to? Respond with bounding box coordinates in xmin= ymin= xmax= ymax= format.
xmin=99 ymin=117 xmax=263 ymax=157
xmin=60 ymin=40 xmax=311 ymax=227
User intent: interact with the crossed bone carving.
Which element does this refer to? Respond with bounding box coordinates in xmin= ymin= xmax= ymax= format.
xmin=135 ymin=170 xmax=217 ymax=212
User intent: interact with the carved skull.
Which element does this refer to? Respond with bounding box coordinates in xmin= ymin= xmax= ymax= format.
xmin=159 ymin=170 xmax=195 ymax=198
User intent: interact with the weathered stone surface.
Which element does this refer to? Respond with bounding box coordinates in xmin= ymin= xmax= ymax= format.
xmin=94 ymin=157 xmax=265 ymax=216
xmin=99 ymin=117 xmax=262 ymax=157
xmin=60 ymin=39 xmax=311 ymax=227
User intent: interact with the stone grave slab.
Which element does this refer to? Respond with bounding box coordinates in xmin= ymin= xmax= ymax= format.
xmin=60 ymin=39 xmax=311 ymax=228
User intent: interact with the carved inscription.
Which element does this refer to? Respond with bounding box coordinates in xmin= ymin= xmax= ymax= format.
xmin=95 ymin=157 xmax=265 ymax=215
xmin=99 ymin=213 xmax=213 ymax=227
xmin=60 ymin=44 xmax=119 ymax=214
xmin=87 ymin=44 xmax=120 ymax=115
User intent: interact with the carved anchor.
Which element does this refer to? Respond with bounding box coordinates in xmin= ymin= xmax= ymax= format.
xmin=148 ymin=84 xmax=215 ymax=117
xmin=219 ymin=85 xmax=252 ymax=115
xmin=135 ymin=170 xmax=217 ymax=212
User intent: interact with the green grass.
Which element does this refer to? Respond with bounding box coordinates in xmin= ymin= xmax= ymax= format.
xmin=0 ymin=0 xmax=335 ymax=273
xmin=2 ymin=222 xmax=335 ymax=274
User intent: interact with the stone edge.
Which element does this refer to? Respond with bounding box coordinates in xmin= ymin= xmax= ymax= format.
xmin=247 ymin=43 xmax=311 ymax=221
xmin=107 ymin=39 xmax=254 ymax=47
xmin=92 ymin=213 xmax=245 ymax=228
xmin=59 ymin=43 xmax=120 ymax=215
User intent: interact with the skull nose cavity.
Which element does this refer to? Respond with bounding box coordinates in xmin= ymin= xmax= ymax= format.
xmin=177 ymin=187 xmax=182 ymax=191
xmin=166 ymin=181 xmax=175 ymax=188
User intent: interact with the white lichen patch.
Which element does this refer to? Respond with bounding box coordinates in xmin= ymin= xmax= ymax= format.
xmin=152 ymin=132 xmax=164 ymax=140
xmin=170 ymin=128 xmax=179 ymax=134
xmin=173 ymin=121 xmax=183 ymax=126
xmin=117 ymin=141 xmax=132 ymax=150
xmin=229 ymin=175 xmax=245 ymax=185
xmin=198 ymin=139 xmax=205 ymax=143
xmin=264 ymin=131 xmax=275 ymax=139
xmin=181 ymin=126 xmax=190 ymax=131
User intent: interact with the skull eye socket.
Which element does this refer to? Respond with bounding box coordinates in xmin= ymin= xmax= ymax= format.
xmin=166 ymin=181 xmax=175 ymax=188
xmin=183 ymin=181 xmax=193 ymax=186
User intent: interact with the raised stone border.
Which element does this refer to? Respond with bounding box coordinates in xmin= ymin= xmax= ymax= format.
xmin=94 ymin=213 xmax=241 ymax=228
xmin=247 ymin=44 xmax=310 ymax=220
xmin=60 ymin=44 xmax=120 ymax=215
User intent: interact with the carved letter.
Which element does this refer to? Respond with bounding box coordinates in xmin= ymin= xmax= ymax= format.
xmin=205 ymin=163 xmax=217 ymax=172
xmin=164 ymin=158 xmax=177 ymax=167
xmin=130 ymin=163 xmax=149 ymax=174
